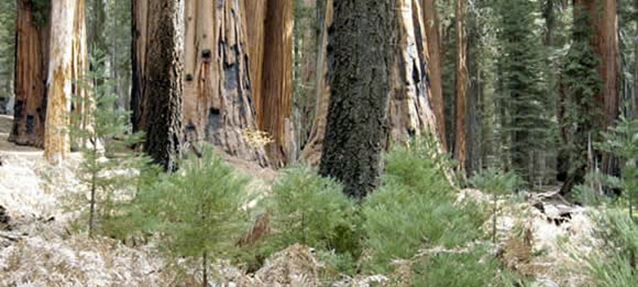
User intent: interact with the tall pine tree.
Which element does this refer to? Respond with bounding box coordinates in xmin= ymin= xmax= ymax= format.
xmin=496 ymin=0 xmax=551 ymax=182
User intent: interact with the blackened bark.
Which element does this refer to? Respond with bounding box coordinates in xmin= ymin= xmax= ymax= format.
xmin=143 ymin=0 xmax=183 ymax=171
xmin=319 ymin=0 xmax=396 ymax=199
xmin=9 ymin=0 xmax=50 ymax=147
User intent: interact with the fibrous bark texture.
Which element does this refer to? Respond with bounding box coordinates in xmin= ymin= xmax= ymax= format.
xmin=44 ymin=0 xmax=84 ymax=164
xmin=131 ymin=0 xmax=148 ymax=132
xmin=388 ymin=0 xmax=439 ymax=145
xmin=182 ymin=0 xmax=267 ymax=166
xmin=421 ymin=0 xmax=446 ymax=149
xmin=299 ymin=0 xmax=333 ymax=166
xmin=454 ymin=0 xmax=467 ymax=173
xmin=259 ymin=0 xmax=293 ymax=167
xmin=9 ymin=0 xmax=50 ymax=148
xmin=574 ymin=0 xmax=619 ymax=175
xmin=243 ymin=0 xmax=267 ymax=122
xmin=70 ymin=0 xmax=89 ymax=148
xmin=143 ymin=0 xmax=184 ymax=171
xmin=319 ymin=0 xmax=396 ymax=198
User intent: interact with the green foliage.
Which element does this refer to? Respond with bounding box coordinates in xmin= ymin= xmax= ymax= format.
xmin=469 ymin=168 xmax=522 ymax=196
xmin=597 ymin=116 xmax=638 ymax=216
xmin=243 ymin=166 xmax=361 ymax=273
xmin=67 ymin=50 xmax=150 ymax=237
xmin=132 ymin=148 xmax=249 ymax=259
xmin=470 ymin=167 xmax=522 ymax=243
xmin=268 ymin=167 xmax=360 ymax=252
xmin=496 ymin=0 xmax=553 ymax=181
xmin=409 ymin=246 xmax=522 ymax=287
xmin=0 ymin=1 xmax=15 ymax=99
xmin=361 ymin=136 xmax=487 ymax=273
xmin=559 ymin=10 xmax=603 ymax=184
xmin=573 ymin=183 xmax=612 ymax=207
xmin=27 ymin=0 xmax=51 ymax=27
xmin=587 ymin=209 xmax=638 ymax=286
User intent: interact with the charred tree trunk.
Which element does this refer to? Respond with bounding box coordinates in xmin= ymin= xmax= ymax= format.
xmin=454 ymin=0 xmax=467 ymax=173
xmin=259 ymin=0 xmax=294 ymax=167
xmin=44 ymin=0 xmax=86 ymax=164
xmin=131 ymin=0 xmax=148 ymax=133
xmin=143 ymin=0 xmax=183 ymax=171
xmin=182 ymin=0 xmax=267 ymax=166
xmin=303 ymin=0 xmax=443 ymax=168
xmin=319 ymin=0 xmax=396 ymax=198
xmin=9 ymin=0 xmax=50 ymax=148
xmin=421 ymin=0 xmax=446 ymax=150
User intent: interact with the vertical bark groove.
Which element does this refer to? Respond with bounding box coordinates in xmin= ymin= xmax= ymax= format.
xmin=421 ymin=0 xmax=446 ymax=149
xmin=259 ymin=0 xmax=293 ymax=167
xmin=9 ymin=0 xmax=50 ymax=148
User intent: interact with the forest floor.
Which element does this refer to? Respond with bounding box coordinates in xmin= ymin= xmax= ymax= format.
xmin=0 ymin=114 xmax=600 ymax=287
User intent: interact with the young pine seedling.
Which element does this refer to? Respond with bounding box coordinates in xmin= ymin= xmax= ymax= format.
xmin=469 ymin=168 xmax=521 ymax=243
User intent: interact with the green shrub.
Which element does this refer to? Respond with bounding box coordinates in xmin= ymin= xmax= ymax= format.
xmin=128 ymin=147 xmax=249 ymax=284
xmin=409 ymin=246 xmax=522 ymax=287
xmin=587 ymin=209 xmax=638 ymax=286
xmin=597 ymin=116 xmax=638 ymax=217
xmin=361 ymin=137 xmax=487 ymax=273
xmin=241 ymin=166 xmax=362 ymax=273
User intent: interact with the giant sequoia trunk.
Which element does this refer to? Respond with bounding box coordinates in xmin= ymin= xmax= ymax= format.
xmin=387 ymin=0 xmax=440 ymax=144
xmin=421 ymin=0 xmax=446 ymax=149
xmin=454 ymin=0 xmax=467 ymax=173
xmin=181 ymin=0 xmax=267 ymax=166
xmin=143 ymin=0 xmax=183 ymax=171
xmin=319 ymin=0 xmax=396 ymax=198
xmin=44 ymin=0 xmax=86 ymax=164
xmin=573 ymin=0 xmax=619 ymax=175
xmin=259 ymin=0 xmax=294 ymax=167
xmin=243 ymin=0 xmax=267 ymax=122
xmin=131 ymin=0 xmax=147 ymax=133
xmin=9 ymin=0 xmax=50 ymax=148
xmin=243 ymin=0 xmax=294 ymax=167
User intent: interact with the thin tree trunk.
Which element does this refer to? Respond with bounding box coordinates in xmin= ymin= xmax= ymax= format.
xmin=299 ymin=0 xmax=333 ymax=166
xmin=421 ymin=0 xmax=446 ymax=150
xmin=143 ymin=0 xmax=183 ymax=171
xmin=9 ymin=0 xmax=50 ymax=148
xmin=182 ymin=0 xmax=268 ymax=166
xmin=44 ymin=0 xmax=86 ymax=165
xmin=454 ymin=0 xmax=467 ymax=173
xmin=260 ymin=0 xmax=294 ymax=167
xmin=319 ymin=0 xmax=396 ymax=198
